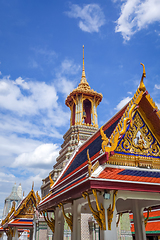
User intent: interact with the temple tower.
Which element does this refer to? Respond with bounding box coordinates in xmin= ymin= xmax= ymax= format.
xmin=66 ymin=46 xmax=102 ymax=128
xmin=41 ymin=47 xmax=102 ymax=196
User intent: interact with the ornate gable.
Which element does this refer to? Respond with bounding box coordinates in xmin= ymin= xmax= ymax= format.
xmin=14 ymin=190 xmax=37 ymax=219
xmin=116 ymin=111 xmax=160 ymax=158
xmin=104 ymin=64 xmax=160 ymax=169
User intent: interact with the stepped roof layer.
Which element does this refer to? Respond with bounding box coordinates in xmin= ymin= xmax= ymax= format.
xmin=130 ymin=209 xmax=160 ymax=236
xmin=38 ymin=67 xmax=160 ymax=212
xmin=8 ymin=219 xmax=33 ymax=228
xmin=1 ymin=188 xmax=38 ymax=229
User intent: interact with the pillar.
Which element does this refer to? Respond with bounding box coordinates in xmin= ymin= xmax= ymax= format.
xmin=12 ymin=227 xmax=18 ymax=240
xmin=72 ymin=200 xmax=81 ymax=240
xmin=132 ymin=200 xmax=146 ymax=240
xmin=0 ymin=232 xmax=3 ymax=240
xmin=99 ymin=191 xmax=118 ymax=240
xmin=33 ymin=216 xmax=36 ymax=240
xmin=54 ymin=207 xmax=64 ymax=240
xmin=29 ymin=229 xmax=33 ymax=240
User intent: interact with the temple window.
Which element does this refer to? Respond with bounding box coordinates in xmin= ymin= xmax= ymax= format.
xmin=83 ymin=99 xmax=91 ymax=125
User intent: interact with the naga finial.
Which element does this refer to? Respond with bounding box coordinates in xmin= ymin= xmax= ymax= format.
xmin=139 ymin=63 xmax=146 ymax=92
xmin=49 ymin=174 xmax=54 ymax=188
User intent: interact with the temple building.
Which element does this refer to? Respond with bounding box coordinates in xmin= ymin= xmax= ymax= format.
xmin=1 ymin=185 xmax=44 ymax=240
xmin=3 ymin=183 xmax=22 ymax=219
xmin=41 ymin=46 xmax=102 ymax=198
xmin=38 ymin=58 xmax=160 ymax=240
xmin=40 ymin=46 xmax=103 ymax=239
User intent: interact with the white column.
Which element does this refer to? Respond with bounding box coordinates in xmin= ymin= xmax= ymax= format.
xmin=132 ymin=200 xmax=146 ymax=240
xmin=99 ymin=191 xmax=118 ymax=240
xmin=12 ymin=227 xmax=18 ymax=240
xmin=54 ymin=207 xmax=64 ymax=240
xmin=32 ymin=216 xmax=36 ymax=240
xmin=72 ymin=200 xmax=81 ymax=240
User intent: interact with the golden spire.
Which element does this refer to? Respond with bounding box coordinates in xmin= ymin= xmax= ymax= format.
xmin=139 ymin=63 xmax=146 ymax=92
xmin=80 ymin=45 xmax=89 ymax=86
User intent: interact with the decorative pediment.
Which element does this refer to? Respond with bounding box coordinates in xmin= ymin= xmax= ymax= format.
xmin=107 ymin=110 xmax=160 ymax=168
xmin=14 ymin=190 xmax=37 ymax=219
xmin=116 ymin=111 xmax=160 ymax=158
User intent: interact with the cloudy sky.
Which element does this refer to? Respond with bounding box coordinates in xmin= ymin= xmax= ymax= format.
xmin=0 ymin=0 xmax=160 ymax=218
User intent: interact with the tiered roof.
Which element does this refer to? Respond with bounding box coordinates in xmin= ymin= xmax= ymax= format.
xmin=1 ymin=187 xmax=39 ymax=230
xmin=38 ymin=64 xmax=160 ymax=212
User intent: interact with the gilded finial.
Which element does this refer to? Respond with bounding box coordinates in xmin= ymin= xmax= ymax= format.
xmin=87 ymin=149 xmax=93 ymax=177
xmin=32 ymin=181 xmax=34 ymax=190
xmin=139 ymin=63 xmax=146 ymax=92
xmin=49 ymin=174 xmax=54 ymax=188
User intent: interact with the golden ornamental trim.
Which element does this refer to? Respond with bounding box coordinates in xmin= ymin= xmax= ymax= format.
xmin=116 ymin=111 xmax=160 ymax=162
xmin=36 ymin=191 xmax=41 ymax=205
xmin=14 ymin=189 xmax=37 ymax=218
xmin=139 ymin=63 xmax=146 ymax=92
xmin=87 ymin=149 xmax=93 ymax=177
xmin=42 ymin=210 xmax=55 ymax=233
xmin=58 ymin=203 xmax=73 ymax=232
xmin=42 ymin=191 xmax=52 ymax=201
xmin=144 ymin=207 xmax=152 ymax=227
xmin=49 ymin=174 xmax=54 ymax=188
xmin=100 ymin=76 xmax=148 ymax=156
xmin=1 ymin=201 xmax=16 ymax=226
xmin=107 ymin=190 xmax=118 ymax=230
xmin=5 ymin=227 xmax=15 ymax=237
xmin=82 ymin=190 xmax=106 ymax=230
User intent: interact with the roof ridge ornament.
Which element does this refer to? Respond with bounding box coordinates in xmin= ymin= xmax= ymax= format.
xmin=139 ymin=63 xmax=146 ymax=92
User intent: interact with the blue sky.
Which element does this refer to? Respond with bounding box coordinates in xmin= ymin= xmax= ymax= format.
xmin=0 ymin=0 xmax=160 ymax=217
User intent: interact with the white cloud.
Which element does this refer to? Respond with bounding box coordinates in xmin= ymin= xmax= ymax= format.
xmin=115 ymin=0 xmax=160 ymax=41
xmin=15 ymin=77 xmax=30 ymax=89
xmin=66 ymin=4 xmax=105 ymax=33
xmin=155 ymin=84 xmax=160 ymax=89
xmin=0 ymin=134 xmax=41 ymax=165
xmin=12 ymin=143 xmax=59 ymax=168
xmin=0 ymin=76 xmax=58 ymax=115
xmin=54 ymin=59 xmax=80 ymax=97
xmin=157 ymin=103 xmax=160 ymax=109
xmin=114 ymin=96 xmax=131 ymax=110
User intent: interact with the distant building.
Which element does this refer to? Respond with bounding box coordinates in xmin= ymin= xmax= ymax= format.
xmin=2 ymin=183 xmax=22 ymax=219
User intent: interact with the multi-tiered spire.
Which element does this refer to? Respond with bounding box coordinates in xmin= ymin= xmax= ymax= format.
xmin=65 ymin=46 xmax=103 ymax=127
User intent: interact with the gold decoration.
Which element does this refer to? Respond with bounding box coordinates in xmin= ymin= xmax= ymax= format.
xmin=100 ymin=126 xmax=109 ymax=152
xmin=82 ymin=190 xmax=106 ymax=230
xmin=107 ymin=190 xmax=118 ymax=230
xmin=36 ymin=191 xmax=41 ymax=205
xmin=144 ymin=207 xmax=152 ymax=227
xmin=139 ymin=63 xmax=146 ymax=92
xmin=100 ymin=104 xmax=136 ymax=154
xmin=14 ymin=189 xmax=37 ymax=218
xmin=42 ymin=210 xmax=55 ymax=233
xmin=87 ymin=149 xmax=93 ymax=177
xmin=116 ymin=213 xmax=122 ymax=227
xmin=58 ymin=203 xmax=73 ymax=231
xmin=65 ymin=46 xmax=103 ymax=126
xmin=1 ymin=201 xmax=16 ymax=226
xmin=5 ymin=227 xmax=15 ymax=237
xmin=49 ymin=174 xmax=54 ymax=188
xmin=116 ymin=111 xmax=160 ymax=158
